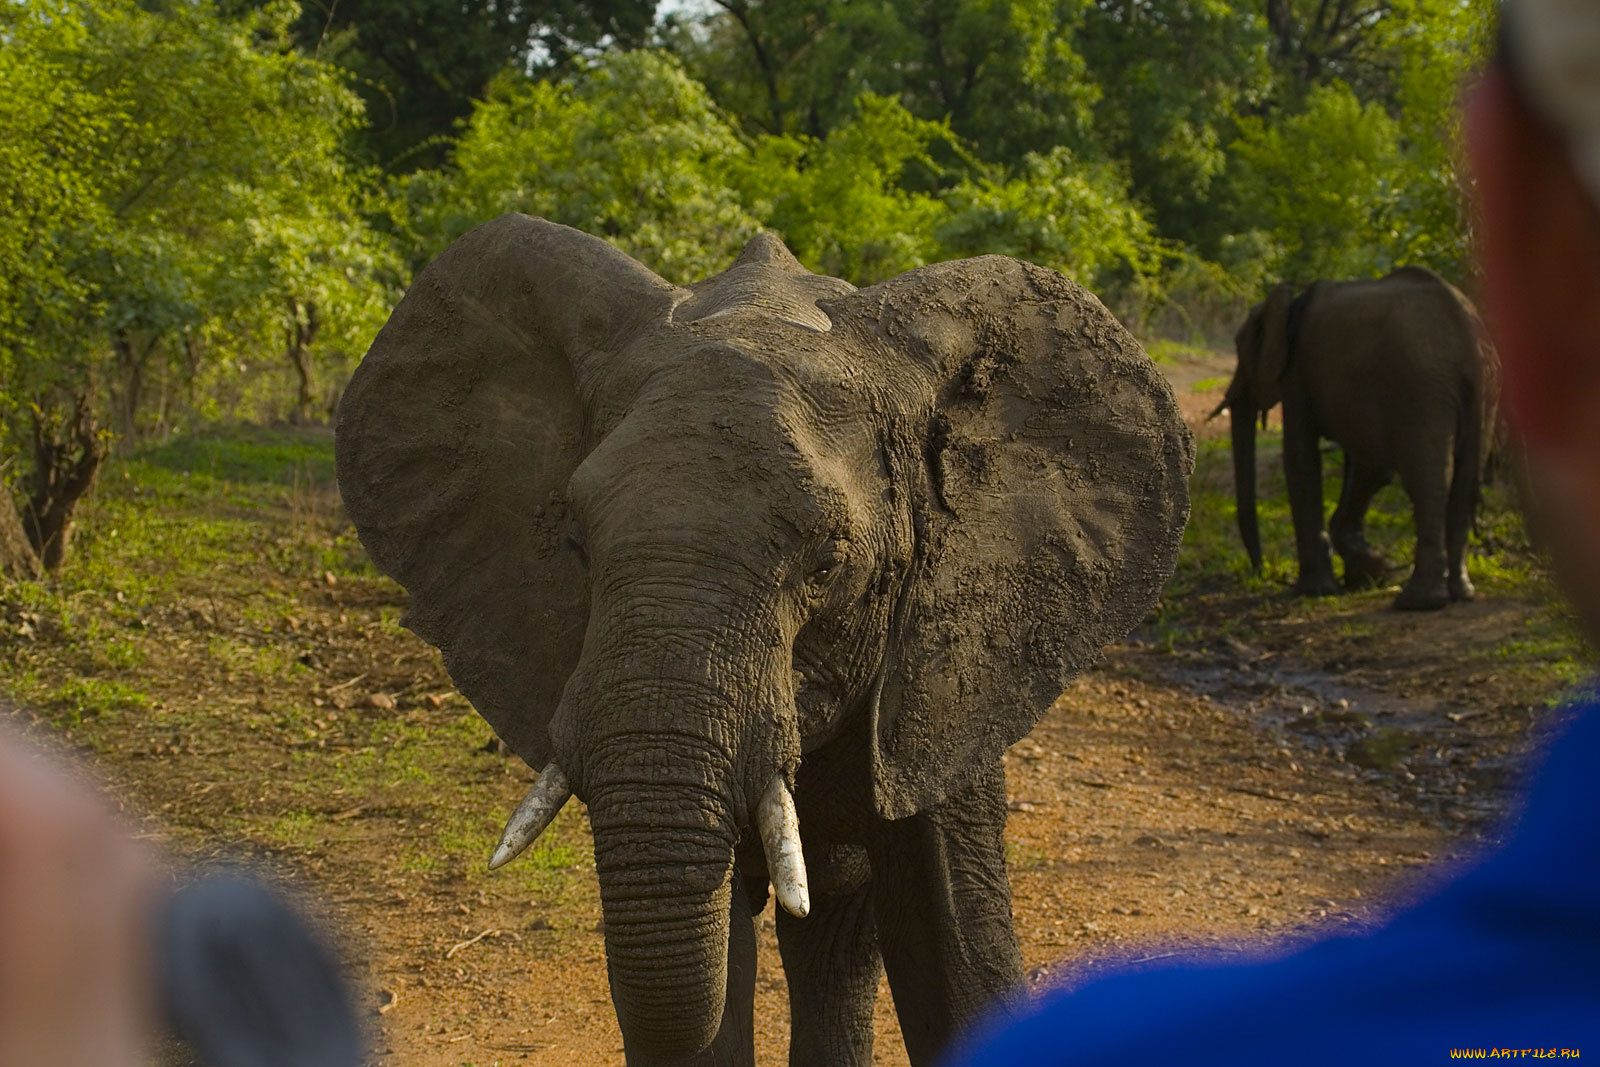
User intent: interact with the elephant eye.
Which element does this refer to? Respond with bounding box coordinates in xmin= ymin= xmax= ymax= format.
xmin=806 ymin=539 xmax=848 ymax=587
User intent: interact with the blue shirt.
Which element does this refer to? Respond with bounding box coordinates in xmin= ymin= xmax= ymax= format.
xmin=949 ymin=704 xmax=1600 ymax=1065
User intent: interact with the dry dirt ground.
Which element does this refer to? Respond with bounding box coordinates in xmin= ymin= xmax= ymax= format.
xmin=0 ymin=347 xmax=1589 ymax=1066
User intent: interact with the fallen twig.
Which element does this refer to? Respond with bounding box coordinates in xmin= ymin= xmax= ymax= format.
xmin=325 ymin=672 xmax=368 ymax=693
xmin=1226 ymin=785 xmax=1297 ymax=803
xmin=445 ymin=928 xmax=501 ymax=959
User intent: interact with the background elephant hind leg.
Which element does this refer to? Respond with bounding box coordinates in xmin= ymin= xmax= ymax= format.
xmin=1394 ymin=457 xmax=1453 ymax=611
xmin=1446 ymin=418 xmax=1482 ymax=602
xmin=1330 ymin=456 xmax=1394 ymax=590
xmin=867 ymin=761 xmax=1024 ymax=1066
xmin=776 ymin=869 xmax=881 ymax=1067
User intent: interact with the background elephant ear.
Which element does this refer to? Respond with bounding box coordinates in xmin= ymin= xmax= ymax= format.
xmin=1249 ymin=282 xmax=1299 ymax=412
xmin=336 ymin=214 xmax=681 ymax=767
xmin=834 ymin=256 xmax=1194 ymax=819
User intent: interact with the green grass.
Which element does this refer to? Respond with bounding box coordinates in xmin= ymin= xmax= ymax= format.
xmin=1162 ymin=429 xmax=1593 ymax=700
xmin=1495 ymin=610 xmax=1592 ymax=698
xmin=1143 ymin=338 xmax=1223 ymax=366
xmin=1175 ymin=433 xmax=1551 ymax=603
xmin=134 ymin=425 xmax=335 ymax=485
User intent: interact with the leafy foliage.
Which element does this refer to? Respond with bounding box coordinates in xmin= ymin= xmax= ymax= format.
xmin=228 ymin=0 xmax=659 ymax=170
xmin=0 ymin=0 xmax=1501 ymax=570
xmin=939 ymin=147 xmax=1164 ymax=292
xmin=402 ymin=51 xmax=763 ymax=283
xmin=665 ymin=0 xmax=1100 ymax=163
xmin=0 ymin=0 xmax=396 ymax=568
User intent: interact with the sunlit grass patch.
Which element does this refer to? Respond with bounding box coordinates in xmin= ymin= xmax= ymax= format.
xmin=47 ymin=676 xmax=151 ymax=725
xmin=1495 ymin=610 xmax=1591 ymax=697
xmin=262 ymin=809 xmax=321 ymax=852
xmin=1174 ymin=432 xmax=1551 ymax=603
xmin=317 ymin=531 xmax=381 ymax=579
xmin=134 ymin=426 xmax=336 ymax=486
xmin=1142 ymin=338 xmax=1220 ymax=366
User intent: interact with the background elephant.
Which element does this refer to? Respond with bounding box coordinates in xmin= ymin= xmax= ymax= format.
xmin=1218 ymin=267 xmax=1494 ymax=610
xmin=335 ymin=214 xmax=1193 ymax=1066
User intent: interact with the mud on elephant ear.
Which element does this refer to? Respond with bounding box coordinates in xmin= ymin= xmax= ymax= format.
xmin=335 ymin=214 xmax=679 ymax=773
xmin=336 ymin=214 xmax=1196 ymax=836
xmin=828 ymin=256 xmax=1195 ymax=820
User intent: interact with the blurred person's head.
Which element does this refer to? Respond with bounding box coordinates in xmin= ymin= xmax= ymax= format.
xmin=1468 ymin=0 xmax=1600 ymax=636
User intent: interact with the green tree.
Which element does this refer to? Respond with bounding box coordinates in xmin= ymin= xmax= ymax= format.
xmin=938 ymin=147 xmax=1164 ymax=294
xmin=247 ymin=0 xmax=658 ymax=170
xmin=1225 ymin=0 xmax=1493 ymax=288
xmin=403 ymin=51 xmax=764 ymax=283
xmin=0 ymin=0 xmax=397 ymax=570
xmin=1078 ymin=0 xmax=1271 ymax=250
xmin=1229 ymin=81 xmax=1403 ymax=282
xmin=666 ymin=0 xmax=1100 ymax=166
xmin=1376 ymin=0 xmax=1496 ymax=283
xmin=733 ymin=95 xmax=952 ymax=283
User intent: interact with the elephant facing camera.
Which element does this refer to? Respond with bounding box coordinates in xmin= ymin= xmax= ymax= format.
xmin=1215 ymin=267 xmax=1495 ymax=611
xmin=335 ymin=214 xmax=1193 ymax=1066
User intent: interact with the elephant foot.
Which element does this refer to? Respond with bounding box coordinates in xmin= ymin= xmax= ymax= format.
xmin=1292 ymin=572 xmax=1343 ymax=598
xmin=1340 ymin=552 xmax=1389 ymax=591
xmin=1393 ymin=580 xmax=1449 ymax=611
xmin=1449 ymin=573 xmax=1476 ymax=602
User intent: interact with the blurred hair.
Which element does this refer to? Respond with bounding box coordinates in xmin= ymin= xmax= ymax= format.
xmin=1503 ymin=0 xmax=1600 ymax=210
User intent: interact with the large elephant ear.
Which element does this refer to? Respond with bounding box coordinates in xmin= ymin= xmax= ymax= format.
xmin=335 ymin=214 xmax=682 ymax=767
xmin=832 ymin=256 xmax=1194 ymax=819
xmin=1248 ymin=282 xmax=1299 ymax=412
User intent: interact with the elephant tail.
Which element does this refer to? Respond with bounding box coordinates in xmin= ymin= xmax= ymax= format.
xmin=1451 ymin=372 xmax=1486 ymax=541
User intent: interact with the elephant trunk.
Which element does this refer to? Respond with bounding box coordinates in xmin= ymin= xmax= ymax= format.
xmin=1230 ymin=401 xmax=1263 ymax=572
xmin=587 ymin=770 xmax=738 ymax=1061
xmin=554 ymin=566 xmax=800 ymax=1060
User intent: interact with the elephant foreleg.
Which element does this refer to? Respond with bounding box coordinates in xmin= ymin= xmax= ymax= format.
xmin=1330 ymin=455 xmax=1392 ymax=590
xmin=777 ymin=869 xmax=881 ymax=1067
xmin=1283 ymin=403 xmax=1340 ymax=596
xmin=867 ymin=760 xmax=1023 ymax=1066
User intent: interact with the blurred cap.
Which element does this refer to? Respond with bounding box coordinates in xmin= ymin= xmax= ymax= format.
xmin=159 ymin=875 xmax=364 ymax=1067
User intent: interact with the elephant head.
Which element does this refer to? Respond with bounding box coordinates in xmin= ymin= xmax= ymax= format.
xmin=336 ymin=215 xmax=1192 ymax=1061
xmin=1215 ymin=281 xmax=1298 ymax=572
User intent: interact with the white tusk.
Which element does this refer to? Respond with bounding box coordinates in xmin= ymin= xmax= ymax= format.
xmin=488 ymin=763 xmax=571 ymax=871
xmin=757 ymin=775 xmax=810 ymax=918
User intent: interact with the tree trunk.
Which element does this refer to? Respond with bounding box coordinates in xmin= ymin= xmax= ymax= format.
xmin=111 ymin=329 xmax=160 ymax=446
xmin=0 ymin=489 xmax=40 ymax=581
xmin=287 ymin=297 xmax=320 ymax=425
xmin=24 ymin=390 xmax=105 ymax=571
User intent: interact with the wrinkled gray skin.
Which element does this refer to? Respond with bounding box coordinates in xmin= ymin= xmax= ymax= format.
xmin=336 ymin=215 xmax=1193 ymax=1066
xmin=1221 ymin=267 xmax=1494 ymax=611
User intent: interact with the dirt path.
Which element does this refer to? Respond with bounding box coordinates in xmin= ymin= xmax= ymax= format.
xmin=245 ymin=630 xmax=1549 ymax=1067
xmin=0 ymin=356 xmax=1585 ymax=1066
